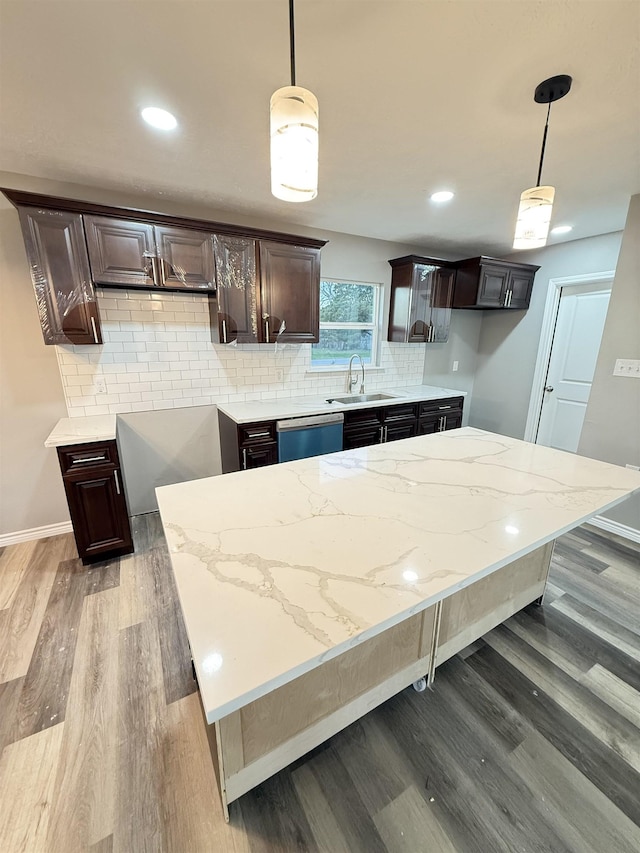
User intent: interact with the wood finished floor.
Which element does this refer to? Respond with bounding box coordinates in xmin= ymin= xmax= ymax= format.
xmin=0 ymin=515 xmax=639 ymax=853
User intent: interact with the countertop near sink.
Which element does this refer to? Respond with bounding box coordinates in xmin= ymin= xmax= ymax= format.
xmin=216 ymin=384 xmax=466 ymax=425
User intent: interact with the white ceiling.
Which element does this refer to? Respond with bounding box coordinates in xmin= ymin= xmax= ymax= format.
xmin=1 ymin=0 xmax=638 ymax=257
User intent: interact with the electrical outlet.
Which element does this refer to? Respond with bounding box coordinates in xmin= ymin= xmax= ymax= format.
xmin=452 ymin=361 xmax=459 ymax=372
xmin=93 ymin=377 xmax=107 ymax=395
xmin=613 ymin=358 xmax=640 ymax=378
xmin=275 ymin=368 xmax=284 ymax=382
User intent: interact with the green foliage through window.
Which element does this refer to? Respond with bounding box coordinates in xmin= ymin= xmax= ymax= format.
xmin=312 ymin=280 xmax=379 ymax=367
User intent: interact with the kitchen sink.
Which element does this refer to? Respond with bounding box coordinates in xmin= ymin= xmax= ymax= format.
xmin=326 ymin=393 xmax=398 ymax=405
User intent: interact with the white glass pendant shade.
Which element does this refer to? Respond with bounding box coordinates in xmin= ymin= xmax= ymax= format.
xmin=270 ymin=86 xmax=319 ymax=202
xmin=513 ymin=185 xmax=555 ymax=250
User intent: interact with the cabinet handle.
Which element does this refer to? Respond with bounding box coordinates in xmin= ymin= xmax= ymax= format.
xmin=265 ymin=317 xmax=270 ymax=341
xmin=221 ymin=318 xmax=228 ymax=344
xmin=90 ymin=317 xmax=99 ymax=344
xmin=509 ymin=290 xmax=513 ymax=306
xmin=385 ymin=425 xmax=389 ymax=441
xmin=249 ymin=431 xmax=271 ymax=438
xmin=442 ymin=415 xmax=447 ymax=430
xmin=72 ymin=455 xmax=106 ymax=464
xmin=114 ymin=470 xmax=121 ymax=495
xmin=438 ymin=405 xmax=451 ymax=410
xmin=150 ymin=256 xmax=161 ymax=285
xmin=379 ymin=426 xmax=385 ymax=443
xmin=242 ymin=448 xmax=248 ymax=470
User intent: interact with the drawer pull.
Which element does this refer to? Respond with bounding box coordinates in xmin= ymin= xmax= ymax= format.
xmin=114 ymin=470 xmax=121 ymax=495
xmin=438 ymin=406 xmax=451 ymax=410
xmin=248 ymin=431 xmax=271 ymax=438
xmin=72 ymin=455 xmax=106 ymax=464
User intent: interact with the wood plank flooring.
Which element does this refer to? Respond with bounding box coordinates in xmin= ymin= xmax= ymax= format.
xmin=0 ymin=515 xmax=638 ymax=852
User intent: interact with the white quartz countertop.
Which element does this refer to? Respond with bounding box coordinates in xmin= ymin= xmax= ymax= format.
xmin=216 ymin=383 xmax=466 ymax=424
xmin=44 ymin=415 xmax=117 ymax=448
xmin=156 ymin=427 xmax=640 ymax=724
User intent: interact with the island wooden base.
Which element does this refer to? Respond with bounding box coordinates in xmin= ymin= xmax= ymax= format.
xmin=205 ymin=541 xmax=554 ymax=820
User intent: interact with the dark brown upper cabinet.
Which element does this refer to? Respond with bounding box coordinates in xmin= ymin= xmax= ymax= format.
xmin=84 ymin=216 xmax=155 ymax=287
xmin=258 ymin=242 xmax=321 ymax=344
xmin=2 ymin=188 xmax=326 ymax=345
xmin=452 ymin=256 xmax=540 ymax=310
xmin=210 ymin=235 xmax=259 ymax=344
xmin=85 ymin=217 xmax=215 ymax=292
xmin=149 ymin=225 xmax=215 ymax=290
xmin=387 ymin=256 xmax=456 ymax=343
xmin=17 ymin=207 xmax=102 ymax=345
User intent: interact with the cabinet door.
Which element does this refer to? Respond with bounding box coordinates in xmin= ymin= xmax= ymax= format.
xmin=17 ymin=207 xmax=102 ymax=345
xmin=407 ymin=265 xmax=434 ymax=342
xmin=343 ymin=426 xmax=383 ymax=449
xmin=384 ymin=422 xmax=417 ymax=442
xmin=63 ymin=467 xmax=133 ymax=560
xmin=476 ymin=264 xmax=509 ymax=307
xmin=418 ymin=414 xmax=442 ymax=435
xmin=443 ymin=411 xmax=462 ymax=430
xmin=154 ymin=225 xmax=215 ymax=290
xmin=259 ymin=242 xmax=320 ymax=343
xmin=85 ymin=215 xmax=155 ymax=287
xmin=508 ymin=270 xmax=535 ymax=309
xmin=430 ymin=269 xmax=455 ymax=342
xmin=242 ymin=442 xmax=278 ymax=469
xmin=213 ymin=235 xmax=259 ymax=343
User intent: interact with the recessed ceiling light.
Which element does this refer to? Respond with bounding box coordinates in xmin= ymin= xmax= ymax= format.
xmin=550 ymin=224 xmax=573 ymax=235
xmin=430 ymin=190 xmax=454 ymax=203
xmin=141 ymin=107 xmax=177 ymax=130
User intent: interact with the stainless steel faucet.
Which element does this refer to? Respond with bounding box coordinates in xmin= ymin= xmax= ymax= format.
xmin=347 ymin=353 xmax=365 ymax=394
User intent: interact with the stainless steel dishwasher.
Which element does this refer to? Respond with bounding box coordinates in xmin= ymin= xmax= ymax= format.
xmin=276 ymin=413 xmax=344 ymax=462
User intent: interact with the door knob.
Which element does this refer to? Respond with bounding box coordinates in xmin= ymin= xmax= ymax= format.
xmin=545 ymin=386 xmax=554 ymax=392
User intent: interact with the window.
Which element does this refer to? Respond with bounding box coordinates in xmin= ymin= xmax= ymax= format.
xmin=311 ymin=279 xmax=380 ymax=367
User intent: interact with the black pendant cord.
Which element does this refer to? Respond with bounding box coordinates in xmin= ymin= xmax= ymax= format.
xmin=536 ymin=101 xmax=552 ymax=186
xmin=289 ymin=0 xmax=296 ymax=86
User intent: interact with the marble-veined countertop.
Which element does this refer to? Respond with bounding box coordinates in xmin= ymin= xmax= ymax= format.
xmin=156 ymin=427 xmax=640 ymax=724
xmin=216 ymin=383 xmax=465 ymax=424
xmin=44 ymin=415 xmax=117 ymax=447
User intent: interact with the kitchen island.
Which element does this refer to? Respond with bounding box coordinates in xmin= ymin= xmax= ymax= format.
xmin=156 ymin=427 xmax=640 ymax=819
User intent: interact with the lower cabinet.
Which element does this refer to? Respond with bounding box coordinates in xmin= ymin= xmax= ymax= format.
xmin=219 ymin=412 xmax=279 ymax=473
xmin=57 ymin=440 xmax=133 ymax=562
xmin=418 ymin=397 xmax=463 ymax=435
xmin=220 ymin=397 xmax=464 ymax=471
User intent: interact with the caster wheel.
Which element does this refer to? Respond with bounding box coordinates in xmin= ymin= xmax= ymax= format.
xmin=413 ymin=677 xmax=427 ymax=692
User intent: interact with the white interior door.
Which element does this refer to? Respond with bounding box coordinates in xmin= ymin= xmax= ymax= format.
xmin=536 ymin=282 xmax=611 ymax=451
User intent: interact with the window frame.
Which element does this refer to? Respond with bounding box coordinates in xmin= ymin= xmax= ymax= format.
xmin=310 ymin=278 xmax=382 ymax=370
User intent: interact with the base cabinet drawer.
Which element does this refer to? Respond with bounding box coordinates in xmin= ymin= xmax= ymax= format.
xmin=58 ymin=440 xmax=133 ymax=563
xmin=241 ymin=442 xmax=278 ymax=470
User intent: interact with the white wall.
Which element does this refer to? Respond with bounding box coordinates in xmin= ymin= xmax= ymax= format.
xmin=578 ymin=195 xmax=640 ymax=530
xmin=469 ymin=232 xmax=623 ymax=437
xmin=422 ymin=310 xmax=483 ymax=425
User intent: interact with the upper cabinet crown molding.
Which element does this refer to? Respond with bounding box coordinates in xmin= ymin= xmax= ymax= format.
xmin=1 ymin=188 xmax=327 ymax=249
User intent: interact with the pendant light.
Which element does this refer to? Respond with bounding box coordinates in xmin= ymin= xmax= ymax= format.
xmin=270 ymin=0 xmax=319 ymax=202
xmin=513 ymin=74 xmax=572 ymax=250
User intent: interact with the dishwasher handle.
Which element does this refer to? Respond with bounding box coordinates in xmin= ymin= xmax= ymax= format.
xmin=276 ymin=413 xmax=344 ymax=432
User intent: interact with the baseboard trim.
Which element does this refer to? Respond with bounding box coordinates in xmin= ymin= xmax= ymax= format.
xmin=587 ymin=515 xmax=640 ymax=545
xmin=0 ymin=521 xmax=74 ymax=547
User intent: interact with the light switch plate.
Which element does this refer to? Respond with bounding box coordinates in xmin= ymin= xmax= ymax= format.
xmin=613 ymin=358 xmax=640 ymax=378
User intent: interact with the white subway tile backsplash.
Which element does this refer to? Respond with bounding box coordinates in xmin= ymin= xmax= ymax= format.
xmin=57 ymin=287 xmax=427 ymax=417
